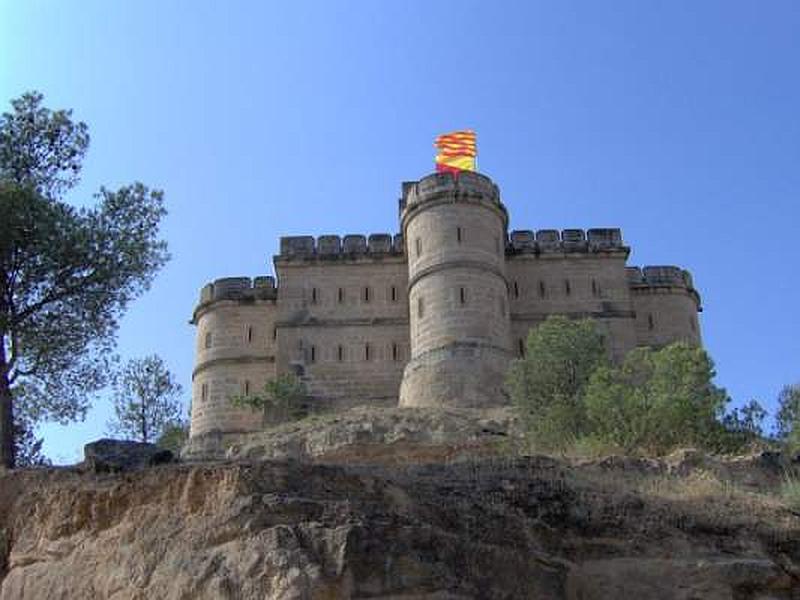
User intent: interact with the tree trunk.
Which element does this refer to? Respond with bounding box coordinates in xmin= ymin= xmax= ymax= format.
xmin=0 ymin=343 xmax=15 ymax=469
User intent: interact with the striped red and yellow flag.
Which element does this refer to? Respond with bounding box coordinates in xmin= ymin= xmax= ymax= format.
xmin=434 ymin=129 xmax=477 ymax=174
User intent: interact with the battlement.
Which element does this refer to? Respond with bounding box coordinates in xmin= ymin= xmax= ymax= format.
xmin=626 ymin=266 xmax=695 ymax=290
xmin=278 ymin=233 xmax=405 ymax=259
xmin=506 ymin=228 xmax=626 ymax=255
xmin=399 ymin=171 xmax=502 ymax=212
xmin=197 ymin=276 xmax=278 ymax=306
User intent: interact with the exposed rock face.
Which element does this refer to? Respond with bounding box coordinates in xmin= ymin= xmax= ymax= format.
xmin=1 ymin=451 xmax=799 ymax=599
xmin=83 ymin=438 xmax=174 ymax=473
xmin=184 ymin=407 xmax=518 ymax=463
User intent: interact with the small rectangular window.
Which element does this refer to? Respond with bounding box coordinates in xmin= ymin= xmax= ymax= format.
xmin=539 ymin=281 xmax=546 ymax=298
xmin=204 ymin=332 xmax=212 ymax=349
xmin=418 ymin=296 xmax=424 ymax=319
xmin=246 ymin=326 xmax=253 ymax=344
xmin=457 ymin=226 xmax=462 ymax=243
xmin=310 ymin=345 xmax=316 ymax=363
xmin=391 ymin=285 xmax=397 ymax=302
xmin=518 ymin=339 xmax=525 ymax=357
xmin=311 ymin=287 xmax=318 ymax=304
xmin=592 ymin=279 xmax=598 ymax=297
xmin=365 ymin=343 xmax=370 ymax=361
xmin=363 ymin=286 xmax=370 ymax=303
xmin=460 ymin=287 xmax=466 ymax=305
xmin=565 ymin=280 xmax=571 ymax=296
xmin=338 ymin=287 xmax=344 ymax=303
xmin=338 ymin=345 xmax=344 ymax=361
xmin=201 ymin=383 xmax=208 ymax=402
xmin=415 ymin=237 xmax=422 ymax=257
xmin=392 ymin=342 xmax=398 ymax=361
xmin=273 ymin=327 xmax=277 ymax=341
xmin=513 ymin=281 xmax=519 ymax=298
xmin=244 ymin=380 xmax=250 ymax=396
xmin=648 ymin=314 xmax=655 ymax=330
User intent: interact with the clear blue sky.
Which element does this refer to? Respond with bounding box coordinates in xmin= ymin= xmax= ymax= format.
xmin=2 ymin=1 xmax=798 ymax=463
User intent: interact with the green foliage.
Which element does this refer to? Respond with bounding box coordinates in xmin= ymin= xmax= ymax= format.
xmin=585 ymin=343 xmax=728 ymax=454
xmin=0 ymin=91 xmax=89 ymax=198
xmin=780 ymin=470 xmax=800 ymax=513
xmin=108 ymin=355 xmax=184 ymax=444
xmin=156 ymin=421 xmax=189 ymax=455
xmin=776 ymin=384 xmax=800 ymax=451
xmin=711 ymin=399 xmax=769 ymax=453
xmin=13 ymin=411 xmax=50 ymax=467
xmin=0 ymin=91 xmax=169 ymax=468
xmin=505 ymin=316 xmax=607 ymax=450
xmin=231 ymin=373 xmax=308 ymax=423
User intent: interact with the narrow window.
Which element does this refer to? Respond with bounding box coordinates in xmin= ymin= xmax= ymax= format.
xmin=513 ymin=281 xmax=519 ymax=298
xmin=648 ymin=314 xmax=655 ymax=330
xmin=244 ymin=380 xmax=250 ymax=396
xmin=363 ymin=286 xmax=370 ymax=303
xmin=460 ymin=287 xmax=466 ymax=305
xmin=204 ymin=332 xmax=212 ymax=349
xmin=246 ymin=325 xmax=253 ymax=344
xmin=337 ymin=345 xmax=344 ymax=361
xmin=415 ymin=237 xmax=422 ymax=257
xmin=418 ymin=296 xmax=424 ymax=319
xmin=311 ymin=287 xmax=317 ymax=304
xmin=457 ymin=226 xmax=462 ymax=243
xmin=365 ymin=343 xmax=371 ymax=361
xmin=201 ymin=383 xmax=208 ymax=402
xmin=273 ymin=327 xmax=277 ymax=341
xmin=310 ymin=345 xmax=316 ymax=363
xmin=338 ymin=287 xmax=344 ymax=303
xmin=391 ymin=285 xmax=397 ymax=302
xmin=592 ymin=279 xmax=598 ymax=297
xmin=518 ymin=339 xmax=525 ymax=357
xmin=564 ymin=280 xmax=571 ymax=296
xmin=392 ymin=342 xmax=398 ymax=361
xmin=539 ymin=281 xmax=546 ymax=298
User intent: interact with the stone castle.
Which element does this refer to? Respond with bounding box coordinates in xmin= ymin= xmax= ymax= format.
xmin=189 ymin=171 xmax=702 ymax=438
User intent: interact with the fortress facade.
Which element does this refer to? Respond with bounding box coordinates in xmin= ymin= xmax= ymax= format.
xmin=189 ymin=171 xmax=702 ymax=438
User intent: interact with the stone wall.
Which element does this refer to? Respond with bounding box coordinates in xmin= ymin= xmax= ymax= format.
xmin=190 ymin=277 xmax=278 ymax=436
xmin=273 ymin=254 xmax=410 ymax=407
xmin=505 ymin=230 xmax=637 ymax=362
xmin=627 ymin=266 xmax=702 ymax=347
xmin=189 ymin=174 xmax=704 ymax=438
xmin=399 ymin=172 xmax=512 ymax=408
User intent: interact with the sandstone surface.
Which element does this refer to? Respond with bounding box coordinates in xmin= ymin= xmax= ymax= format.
xmin=2 ymin=434 xmax=800 ymax=599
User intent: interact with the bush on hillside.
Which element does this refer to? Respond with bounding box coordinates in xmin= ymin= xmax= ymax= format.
xmin=584 ymin=343 xmax=729 ymax=454
xmin=505 ymin=316 xmax=607 ymax=451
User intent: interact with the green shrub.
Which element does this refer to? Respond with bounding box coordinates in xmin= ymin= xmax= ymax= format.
xmin=584 ymin=343 xmax=728 ymax=455
xmin=231 ymin=373 xmax=308 ymax=423
xmin=505 ymin=316 xmax=607 ymax=451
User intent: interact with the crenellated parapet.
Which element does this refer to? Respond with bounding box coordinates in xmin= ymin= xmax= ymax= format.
xmin=277 ymin=233 xmax=405 ymax=260
xmin=627 ymin=266 xmax=702 ymax=309
xmin=507 ymin=228 xmax=628 ymax=255
xmin=193 ymin=276 xmax=277 ymax=323
xmin=399 ymin=172 xmax=508 ymax=230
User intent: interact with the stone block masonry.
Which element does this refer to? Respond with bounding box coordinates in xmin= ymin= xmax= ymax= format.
xmin=189 ymin=172 xmax=702 ymax=437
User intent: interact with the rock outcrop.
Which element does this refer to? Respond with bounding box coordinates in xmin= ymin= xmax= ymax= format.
xmin=1 ymin=447 xmax=799 ymax=598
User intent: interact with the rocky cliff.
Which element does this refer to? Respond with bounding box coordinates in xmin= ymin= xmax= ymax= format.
xmin=1 ymin=410 xmax=800 ymax=599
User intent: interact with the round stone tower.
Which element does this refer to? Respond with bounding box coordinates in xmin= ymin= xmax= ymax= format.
xmin=190 ymin=276 xmax=278 ymax=438
xmin=398 ymin=171 xmax=512 ymax=408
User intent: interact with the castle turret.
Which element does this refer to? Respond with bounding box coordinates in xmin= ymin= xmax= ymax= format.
xmin=627 ymin=266 xmax=702 ymax=347
xmin=398 ymin=172 xmax=512 ymax=408
xmin=189 ymin=276 xmax=278 ymax=437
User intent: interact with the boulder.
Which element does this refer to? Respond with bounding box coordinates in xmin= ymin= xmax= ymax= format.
xmin=82 ymin=439 xmax=174 ymax=473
